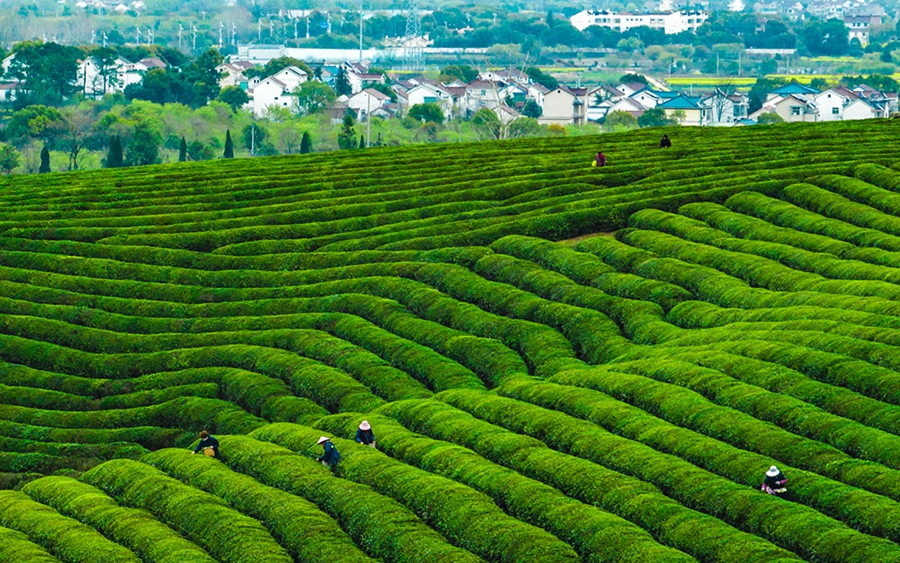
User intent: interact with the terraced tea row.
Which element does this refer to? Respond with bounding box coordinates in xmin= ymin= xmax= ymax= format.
xmin=4 ymin=121 xmax=900 ymax=563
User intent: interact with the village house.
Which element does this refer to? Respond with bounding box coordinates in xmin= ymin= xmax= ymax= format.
xmin=249 ymin=66 xmax=308 ymax=117
xmin=217 ymin=61 xmax=256 ymax=89
xmin=539 ymin=85 xmax=586 ymax=126
xmin=658 ymin=94 xmax=707 ymax=126
xmin=405 ymin=82 xmax=454 ymax=119
xmin=348 ymin=88 xmax=392 ymax=118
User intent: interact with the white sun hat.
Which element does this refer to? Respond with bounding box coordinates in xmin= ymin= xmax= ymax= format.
xmin=317 ymin=436 xmax=330 ymax=445
xmin=766 ymin=466 xmax=779 ymax=477
xmin=359 ymin=421 xmax=371 ymax=431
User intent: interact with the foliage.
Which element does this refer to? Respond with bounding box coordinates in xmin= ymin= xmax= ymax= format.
xmin=178 ymin=137 xmax=187 ymax=162
xmin=521 ymin=99 xmax=542 ymax=119
xmin=756 ymin=113 xmax=785 ymax=124
xmin=295 ymin=81 xmax=336 ymax=115
xmin=337 ymin=114 xmax=356 ymax=149
xmin=218 ymin=86 xmax=250 ymax=113
xmin=8 ymin=41 xmax=81 ymax=107
xmin=408 ymin=102 xmax=445 ymax=124
xmin=38 ymin=145 xmax=50 ymax=173
xmin=6 ymin=105 xmax=67 ymax=149
xmin=124 ymin=119 xmax=162 ymax=166
xmin=334 ymin=67 xmax=352 ymax=97
xmin=0 ymin=145 xmax=20 ymax=175
xmin=224 ymin=130 xmax=234 ymax=159
xmin=300 ymin=131 xmax=312 ymax=154
xmin=637 ymin=107 xmax=676 ymax=128
xmin=524 ymin=67 xmax=558 ymax=90
xmin=104 ymin=135 xmax=123 ymax=168
xmin=604 ymin=110 xmax=638 ymax=131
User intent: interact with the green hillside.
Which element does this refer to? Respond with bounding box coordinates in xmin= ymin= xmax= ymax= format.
xmin=2 ymin=120 xmax=900 ymax=563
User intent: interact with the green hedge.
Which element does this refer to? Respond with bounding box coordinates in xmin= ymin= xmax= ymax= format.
xmin=140 ymin=449 xmax=376 ymax=563
xmin=22 ymin=476 xmax=216 ymax=563
xmin=82 ymin=459 xmax=293 ymax=563
xmin=0 ymin=490 xmax=141 ymax=563
xmin=249 ymin=422 xmax=581 ymax=563
xmin=314 ymin=411 xmax=694 ymax=563
xmin=217 ymin=434 xmax=486 ymax=563
xmin=0 ymin=524 xmax=63 ymax=563
xmin=439 ymin=384 xmax=900 ymax=563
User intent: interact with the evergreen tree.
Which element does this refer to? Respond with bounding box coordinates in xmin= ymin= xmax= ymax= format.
xmin=337 ymin=115 xmax=356 ymax=150
xmin=178 ymin=137 xmax=187 ymax=162
xmin=359 ymin=135 xmax=366 ymax=149
xmin=223 ymin=129 xmax=234 ymax=159
xmin=39 ymin=145 xmax=51 ymax=173
xmin=105 ymin=135 xmax=123 ymax=168
xmin=334 ymin=67 xmax=352 ymax=96
xmin=300 ymin=131 xmax=312 ymax=154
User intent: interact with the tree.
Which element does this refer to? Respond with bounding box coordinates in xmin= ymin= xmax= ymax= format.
xmin=0 ymin=145 xmax=20 ymax=175
xmin=242 ymin=124 xmax=267 ymax=154
xmin=521 ymin=99 xmax=543 ymax=118
xmin=182 ymin=49 xmax=225 ymax=107
xmin=756 ymin=113 xmax=785 ymax=124
xmin=39 ymin=145 xmax=50 ymax=173
xmin=810 ymin=77 xmax=829 ymax=91
xmin=802 ymin=18 xmax=849 ymax=56
xmin=408 ymin=102 xmax=445 ymax=123
xmin=296 ymin=81 xmax=336 ymax=115
xmin=218 ymin=86 xmax=250 ymax=112
xmin=471 ymin=107 xmax=502 ymax=140
xmin=619 ymin=73 xmax=649 ymax=85
xmin=637 ymin=107 xmax=675 ymax=128
xmin=334 ymin=67 xmax=352 ymax=96
xmin=300 ymin=131 xmax=312 ymax=154
xmin=59 ymin=106 xmax=101 ymax=171
xmin=105 ymin=135 xmax=123 ymax=168
xmin=440 ymin=64 xmax=478 ymax=83
xmin=89 ymin=47 xmax=120 ymax=96
xmin=178 ymin=137 xmax=187 ymax=162
xmin=604 ymin=110 xmax=638 ymax=131
xmin=524 ymin=67 xmax=558 ymax=90
xmin=124 ymin=120 xmax=162 ymax=166
xmin=224 ymin=130 xmax=235 ymax=158
xmin=7 ymin=41 xmax=81 ymax=107
xmin=359 ymin=134 xmax=366 ymax=149
xmin=748 ymin=77 xmax=786 ymax=114
xmin=337 ymin=115 xmax=356 ymax=149
xmin=6 ymin=105 xmax=67 ymax=149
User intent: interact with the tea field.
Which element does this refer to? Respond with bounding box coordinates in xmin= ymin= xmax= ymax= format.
xmin=3 ymin=119 xmax=900 ymax=563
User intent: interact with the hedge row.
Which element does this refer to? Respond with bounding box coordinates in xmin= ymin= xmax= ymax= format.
xmin=313 ymin=411 xmax=695 ymax=563
xmin=0 ymin=334 xmax=381 ymax=413
xmin=0 ymin=524 xmax=61 ymax=563
xmin=0 ymin=490 xmax=141 ymax=563
xmin=590 ymin=357 xmax=900 ymax=488
xmin=217 ymin=433 xmax=487 ymax=563
xmin=82 ymin=459 xmax=293 ymax=563
xmin=357 ymin=403 xmax=803 ymax=563
xmin=489 ymin=235 xmax=692 ymax=311
xmin=724 ymin=190 xmax=900 ymax=252
xmin=549 ymin=366 xmax=900 ymax=504
xmin=438 ymin=384 xmax=900 ymax=563
xmin=140 ymin=448 xmax=377 ymax=563
xmin=629 ymin=207 xmax=900 ymax=287
xmin=22 ymin=476 xmax=217 ymax=563
xmin=0 ymin=396 xmax=265 ymax=435
xmin=249 ymin=422 xmax=582 ymax=563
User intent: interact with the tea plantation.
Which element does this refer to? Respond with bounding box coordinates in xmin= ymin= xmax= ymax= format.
xmin=3 ymin=119 xmax=900 ymax=563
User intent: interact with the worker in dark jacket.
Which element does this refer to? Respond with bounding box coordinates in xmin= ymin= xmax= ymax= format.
xmin=191 ymin=430 xmax=219 ymax=458
xmin=761 ymin=465 xmax=788 ymax=496
xmin=659 ymin=134 xmax=672 ymax=148
xmin=316 ymin=436 xmax=341 ymax=468
xmin=594 ymin=151 xmax=606 ymax=167
xmin=355 ymin=420 xmax=376 ymax=449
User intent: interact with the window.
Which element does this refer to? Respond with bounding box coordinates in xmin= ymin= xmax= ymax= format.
xmin=790 ymin=107 xmax=802 ymax=115
xmin=832 ymin=107 xmax=840 ymax=115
